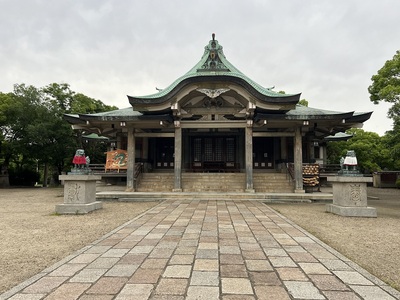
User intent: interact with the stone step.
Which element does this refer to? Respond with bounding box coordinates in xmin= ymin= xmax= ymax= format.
xmin=182 ymin=173 xmax=245 ymax=192
xmin=136 ymin=172 xmax=294 ymax=193
xmin=96 ymin=191 xmax=332 ymax=202
xmin=136 ymin=173 xmax=174 ymax=192
xmin=253 ymin=173 xmax=293 ymax=193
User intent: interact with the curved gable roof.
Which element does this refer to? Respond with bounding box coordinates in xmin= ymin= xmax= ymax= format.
xmin=128 ymin=34 xmax=300 ymax=108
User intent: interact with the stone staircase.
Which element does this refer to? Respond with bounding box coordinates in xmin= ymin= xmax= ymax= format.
xmin=182 ymin=173 xmax=246 ymax=192
xmin=136 ymin=172 xmax=293 ymax=193
xmin=136 ymin=173 xmax=175 ymax=192
xmin=97 ymin=172 xmax=333 ymax=202
xmin=253 ymin=173 xmax=294 ymax=193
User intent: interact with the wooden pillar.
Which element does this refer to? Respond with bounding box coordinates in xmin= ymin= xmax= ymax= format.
xmin=280 ymin=137 xmax=287 ymax=161
xmin=322 ymin=145 xmax=327 ymax=164
xmin=126 ymin=127 xmax=135 ymax=192
xmin=142 ymin=137 xmax=148 ymax=159
xmin=309 ymin=139 xmax=315 ymax=162
xmin=294 ymin=126 xmax=304 ymax=193
xmin=142 ymin=137 xmax=149 ymax=171
xmin=116 ymin=133 xmax=122 ymax=149
xmin=245 ymin=125 xmax=255 ymax=192
xmin=173 ymin=124 xmax=182 ymax=192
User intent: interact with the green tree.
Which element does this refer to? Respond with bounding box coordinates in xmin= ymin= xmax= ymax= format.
xmin=368 ymin=50 xmax=400 ymax=170
xmin=381 ymin=123 xmax=400 ymax=170
xmin=299 ymin=99 xmax=309 ymax=107
xmin=278 ymin=91 xmax=309 ymax=107
xmin=368 ymin=50 xmax=400 ymax=123
xmin=71 ymin=93 xmax=118 ymax=114
xmin=0 ymin=83 xmax=118 ymax=187
xmin=41 ymin=83 xmax=118 ymax=184
xmin=0 ymin=85 xmax=46 ymax=185
xmin=0 ymin=92 xmax=17 ymax=186
xmin=327 ymin=129 xmax=392 ymax=173
xmin=42 ymin=82 xmax=75 ymax=113
xmin=42 ymin=83 xmax=118 ymax=168
xmin=43 ymin=83 xmax=118 ymax=115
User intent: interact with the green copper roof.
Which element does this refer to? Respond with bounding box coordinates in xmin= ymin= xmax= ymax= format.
xmin=325 ymin=132 xmax=353 ymax=141
xmin=128 ymin=34 xmax=300 ymax=104
xmin=286 ymin=105 xmax=354 ymax=117
xmin=83 ymin=107 xmax=142 ymax=117
xmin=82 ymin=133 xmax=109 ymax=140
xmin=255 ymin=104 xmax=365 ymax=121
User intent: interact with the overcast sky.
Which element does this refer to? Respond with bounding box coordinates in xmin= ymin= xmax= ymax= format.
xmin=1 ymin=0 xmax=399 ymax=135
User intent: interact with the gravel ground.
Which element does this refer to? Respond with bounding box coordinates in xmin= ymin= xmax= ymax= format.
xmin=0 ymin=186 xmax=399 ymax=294
xmin=0 ymin=187 xmax=159 ymax=294
xmin=268 ymin=187 xmax=400 ymax=291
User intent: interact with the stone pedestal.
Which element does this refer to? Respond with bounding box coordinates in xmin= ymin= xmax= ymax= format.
xmin=0 ymin=174 xmax=10 ymax=188
xmin=326 ymin=176 xmax=376 ymax=217
xmin=56 ymin=175 xmax=102 ymax=214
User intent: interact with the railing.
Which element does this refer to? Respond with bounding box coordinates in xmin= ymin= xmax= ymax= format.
xmin=319 ymin=164 xmax=341 ymax=174
xmin=285 ymin=162 xmax=295 ymax=182
xmin=133 ymin=162 xmax=144 ymax=190
xmin=89 ymin=164 xmax=107 ymax=173
xmin=285 ymin=163 xmax=341 ymax=176
xmin=285 ymin=163 xmax=343 ymax=192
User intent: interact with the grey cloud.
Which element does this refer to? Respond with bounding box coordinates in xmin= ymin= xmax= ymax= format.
xmin=0 ymin=0 xmax=399 ymax=135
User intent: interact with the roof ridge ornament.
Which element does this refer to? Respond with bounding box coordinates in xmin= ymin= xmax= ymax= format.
xmin=198 ymin=33 xmax=229 ymax=72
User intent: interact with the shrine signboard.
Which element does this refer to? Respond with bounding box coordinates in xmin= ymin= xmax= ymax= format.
xmin=105 ymin=149 xmax=128 ymax=172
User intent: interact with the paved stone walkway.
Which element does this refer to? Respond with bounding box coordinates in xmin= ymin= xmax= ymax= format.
xmin=2 ymin=200 xmax=399 ymax=300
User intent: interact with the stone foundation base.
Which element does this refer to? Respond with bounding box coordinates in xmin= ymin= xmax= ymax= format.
xmin=326 ymin=204 xmax=377 ymax=218
xmin=294 ymin=188 xmax=306 ymax=194
xmin=55 ymin=202 xmax=103 ymax=214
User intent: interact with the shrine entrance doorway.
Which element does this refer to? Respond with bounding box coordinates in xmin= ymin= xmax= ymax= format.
xmin=189 ymin=136 xmax=239 ymax=172
xmin=154 ymin=138 xmax=174 ymax=169
xmin=253 ymin=137 xmax=275 ymax=170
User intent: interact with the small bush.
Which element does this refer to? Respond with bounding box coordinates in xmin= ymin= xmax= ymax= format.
xmin=396 ymin=178 xmax=400 ymax=189
xmin=9 ymin=168 xmax=40 ymax=186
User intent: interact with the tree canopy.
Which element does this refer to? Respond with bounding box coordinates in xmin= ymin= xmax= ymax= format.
xmin=368 ymin=50 xmax=400 ymax=123
xmin=367 ymin=49 xmax=400 ymax=170
xmin=0 ymin=83 xmax=118 ymax=186
xmin=278 ymin=90 xmax=309 ymax=107
xmin=326 ymin=128 xmax=397 ymax=173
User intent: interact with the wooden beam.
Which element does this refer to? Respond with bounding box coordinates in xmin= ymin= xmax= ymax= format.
xmin=134 ymin=132 xmax=175 ymax=138
xmin=180 ymin=121 xmax=246 ymax=129
xmin=253 ymin=132 xmax=295 ymax=137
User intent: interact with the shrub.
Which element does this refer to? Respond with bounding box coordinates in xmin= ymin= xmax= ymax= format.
xmin=8 ymin=167 xmax=40 ymax=186
xmin=396 ymin=178 xmax=400 ymax=189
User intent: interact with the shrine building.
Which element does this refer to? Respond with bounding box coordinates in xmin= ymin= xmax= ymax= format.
xmin=65 ymin=34 xmax=371 ymax=193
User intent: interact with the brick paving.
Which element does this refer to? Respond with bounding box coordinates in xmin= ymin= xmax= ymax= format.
xmin=2 ymin=199 xmax=399 ymax=300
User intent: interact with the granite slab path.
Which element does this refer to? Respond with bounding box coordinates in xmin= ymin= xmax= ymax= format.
xmin=2 ymin=199 xmax=399 ymax=300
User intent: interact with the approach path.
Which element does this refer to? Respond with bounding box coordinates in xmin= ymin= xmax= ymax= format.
xmin=2 ymin=199 xmax=399 ymax=300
